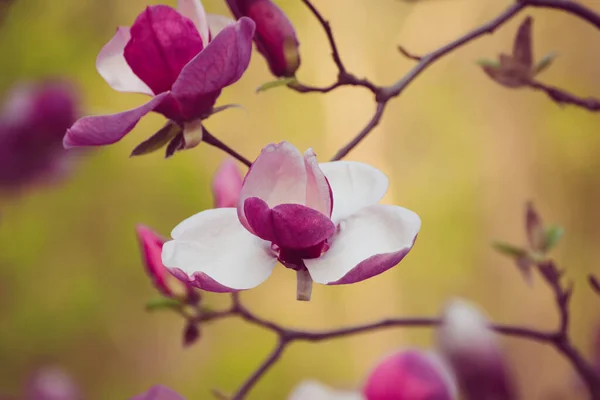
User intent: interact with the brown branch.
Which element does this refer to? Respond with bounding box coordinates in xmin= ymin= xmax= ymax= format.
xmin=330 ymin=102 xmax=386 ymax=161
xmin=398 ymin=45 xmax=422 ymax=61
xmin=202 ymin=129 xmax=252 ymax=167
xmin=528 ymin=80 xmax=600 ymax=111
xmin=520 ymin=0 xmax=600 ymax=29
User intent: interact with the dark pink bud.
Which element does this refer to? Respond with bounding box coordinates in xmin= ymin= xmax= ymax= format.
xmin=26 ymin=366 xmax=80 ymax=400
xmin=212 ymin=158 xmax=243 ymax=208
xmin=362 ymin=348 xmax=456 ymax=400
xmin=130 ymin=386 xmax=185 ymax=400
xmin=183 ymin=322 xmax=201 ymax=347
xmin=0 ymin=80 xmax=80 ymax=190
xmin=227 ymin=0 xmax=300 ymax=77
xmin=136 ymin=225 xmax=198 ymax=302
xmin=437 ymin=299 xmax=516 ymax=400
xmin=525 ymin=202 xmax=545 ymax=252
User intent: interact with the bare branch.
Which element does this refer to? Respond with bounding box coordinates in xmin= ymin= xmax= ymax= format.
xmin=528 ymin=80 xmax=600 ymax=111
xmin=398 ymin=45 xmax=422 ymax=61
xmin=330 ymin=102 xmax=386 ymax=161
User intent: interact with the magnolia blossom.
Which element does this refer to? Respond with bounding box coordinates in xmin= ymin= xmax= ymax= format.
xmin=226 ymin=0 xmax=300 ymax=77
xmin=26 ymin=365 xmax=80 ymax=400
xmin=212 ymin=158 xmax=243 ymax=208
xmin=130 ymin=386 xmax=184 ymax=400
xmin=437 ymin=299 xmax=516 ymax=400
xmin=136 ymin=225 xmax=198 ymax=303
xmin=289 ymin=349 xmax=456 ymax=400
xmin=0 ymin=80 xmax=80 ymax=190
xmin=162 ymin=141 xmax=420 ymax=299
xmin=64 ymin=0 xmax=255 ymax=155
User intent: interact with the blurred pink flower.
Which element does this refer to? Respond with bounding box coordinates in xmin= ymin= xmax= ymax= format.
xmin=226 ymin=0 xmax=300 ymax=77
xmin=26 ymin=365 xmax=80 ymax=400
xmin=0 ymin=80 xmax=79 ymax=190
xmin=162 ymin=141 xmax=420 ymax=297
xmin=212 ymin=158 xmax=243 ymax=208
xmin=437 ymin=299 xmax=516 ymax=400
xmin=130 ymin=386 xmax=185 ymax=400
xmin=136 ymin=224 xmax=198 ymax=303
xmin=64 ymin=0 xmax=255 ymax=154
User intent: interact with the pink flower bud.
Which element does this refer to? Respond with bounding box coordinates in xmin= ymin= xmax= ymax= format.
xmin=437 ymin=299 xmax=516 ymax=400
xmin=362 ymin=348 xmax=457 ymax=400
xmin=136 ymin=224 xmax=198 ymax=302
xmin=227 ymin=0 xmax=300 ymax=77
xmin=0 ymin=80 xmax=80 ymax=190
xmin=212 ymin=158 xmax=243 ymax=208
xmin=26 ymin=366 xmax=80 ymax=400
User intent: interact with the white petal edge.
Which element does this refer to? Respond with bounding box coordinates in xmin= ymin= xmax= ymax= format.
xmin=318 ymin=161 xmax=389 ymax=224
xmin=207 ymin=13 xmax=235 ymax=37
xmin=288 ymin=380 xmax=364 ymax=400
xmin=305 ymin=148 xmax=332 ymax=217
xmin=177 ymin=0 xmax=210 ymax=45
xmin=305 ymin=204 xmax=421 ymax=284
xmin=163 ymin=208 xmax=277 ymax=290
xmin=96 ymin=27 xmax=153 ymax=95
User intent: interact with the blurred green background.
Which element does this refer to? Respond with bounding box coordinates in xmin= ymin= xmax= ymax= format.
xmin=1 ymin=0 xmax=600 ymax=398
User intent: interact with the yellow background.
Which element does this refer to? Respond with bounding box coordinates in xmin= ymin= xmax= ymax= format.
xmin=0 ymin=0 xmax=599 ymax=398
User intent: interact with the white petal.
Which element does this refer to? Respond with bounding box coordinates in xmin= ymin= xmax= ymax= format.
xmin=96 ymin=27 xmax=153 ymax=95
xmin=305 ymin=148 xmax=332 ymax=217
xmin=318 ymin=161 xmax=389 ymax=223
xmin=288 ymin=380 xmax=363 ymax=400
xmin=305 ymin=204 xmax=421 ymax=285
xmin=207 ymin=13 xmax=235 ymax=37
xmin=163 ymin=208 xmax=276 ymax=290
xmin=178 ymin=0 xmax=210 ymax=45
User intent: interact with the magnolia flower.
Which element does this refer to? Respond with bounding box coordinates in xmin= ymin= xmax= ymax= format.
xmin=26 ymin=365 xmax=80 ymax=400
xmin=64 ymin=0 xmax=255 ymax=156
xmin=130 ymin=386 xmax=184 ymax=400
xmin=162 ymin=141 xmax=420 ymax=300
xmin=437 ymin=299 xmax=516 ymax=400
xmin=226 ymin=0 xmax=300 ymax=77
xmin=212 ymin=158 xmax=243 ymax=208
xmin=0 ymin=80 xmax=80 ymax=190
xmin=289 ymin=349 xmax=456 ymax=400
xmin=136 ymin=225 xmax=198 ymax=303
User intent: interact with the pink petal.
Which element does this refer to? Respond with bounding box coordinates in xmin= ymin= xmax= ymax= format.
xmin=319 ymin=161 xmax=389 ymax=224
xmin=304 ymin=148 xmax=332 ymax=217
xmin=162 ymin=208 xmax=276 ymax=291
xmin=136 ymin=225 xmax=172 ymax=297
xmin=304 ymin=205 xmax=420 ymax=285
xmin=170 ymin=17 xmax=255 ymax=120
xmin=437 ymin=300 xmax=516 ymax=400
xmin=130 ymin=385 xmax=185 ymax=400
xmin=207 ymin=14 xmax=235 ymax=38
xmin=237 ymin=141 xmax=307 ymax=231
xmin=289 ymin=380 xmax=363 ymax=400
xmin=96 ymin=27 xmax=153 ymax=95
xmin=244 ymin=197 xmax=335 ymax=249
xmin=212 ymin=158 xmax=243 ymax=208
xmin=63 ymin=92 xmax=170 ymax=148
xmin=363 ymin=349 xmax=456 ymax=400
xmin=177 ymin=0 xmax=210 ymax=45
xmin=124 ymin=5 xmax=204 ymax=95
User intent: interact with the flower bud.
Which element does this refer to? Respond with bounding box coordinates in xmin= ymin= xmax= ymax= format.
xmin=26 ymin=365 xmax=80 ymax=400
xmin=437 ymin=299 xmax=516 ymax=400
xmin=362 ymin=348 xmax=456 ymax=400
xmin=136 ymin=225 xmax=198 ymax=303
xmin=226 ymin=0 xmax=300 ymax=77
xmin=130 ymin=386 xmax=185 ymax=400
xmin=0 ymin=80 xmax=80 ymax=190
xmin=212 ymin=158 xmax=243 ymax=208
xmin=525 ymin=202 xmax=545 ymax=252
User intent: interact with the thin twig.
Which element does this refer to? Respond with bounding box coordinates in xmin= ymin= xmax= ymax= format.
xmin=528 ymin=80 xmax=600 ymax=111
xmin=202 ymin=129 xmax=252 ymax=167
xmin=520 ymin=0 xmax=600 ymax=29
xmin=330 ymin=102 xmax=386 ymax=161
xmin=398 ymin=45 xmax=422 ymax=61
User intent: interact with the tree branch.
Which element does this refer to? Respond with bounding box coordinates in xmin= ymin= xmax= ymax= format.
xmin=330 ymin=102 xmax=386 ymax=161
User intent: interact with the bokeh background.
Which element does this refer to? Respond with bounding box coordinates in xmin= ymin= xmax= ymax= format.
xmin=1 ymin=0 xmax=600 ymax=398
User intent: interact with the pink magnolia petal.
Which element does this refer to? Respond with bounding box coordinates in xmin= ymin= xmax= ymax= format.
xmin=162 ymin=208 xmax=276 ymax=291
xmin=244 ymin=196 xmax=276 ymax=241
xmin=96 ymin=27 xmax=153 ymax=95
xmin=207 ymin=14 xmax=235 ymax=38
xmin=363 ymin=349 xmax=456 ymax=400
xmin=304 ymin=204 xmax=420 ymax=285
xmin=212 ymin=158 xmax=243 ymax=208
xmin=177 ymin=0 xmax=210 ymax=45
xmin=130 ymin=385 xmax=185 ymax=400
xmin=304 ymin=148 xmax=332 ymax=217
xmin=124 ymin=5 xmax=204 ymax=94
xmin=237 ymin=141 xmax=307 ymax=231
xmin=136 ymin=225 xmax=172 ymax=297
xmin=170 ymin=17 xmax=255 ymax=120
xmin=289 ymin=380 xmax=363 ymax=400
xmin=319 ymin=161 xmax=389 ymax=224
xmin=63 ymin=92 xmax=170 ymax=148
